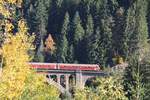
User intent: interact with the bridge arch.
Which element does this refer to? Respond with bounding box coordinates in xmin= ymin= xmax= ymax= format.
xmin=82 ymin=76 xmax=97 ymax=88
xmin=84 ymin=77 xmax=97 ymax=87
xmin=46 ymin=74 xmax=72 ymax=97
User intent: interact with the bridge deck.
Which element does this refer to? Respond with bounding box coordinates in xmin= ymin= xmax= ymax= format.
xmin=36 ymin=69 xmax=108 ymax=76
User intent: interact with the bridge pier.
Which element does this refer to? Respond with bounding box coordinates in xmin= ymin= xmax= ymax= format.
xmin=75 ymin=71 xmax=84 ymax=89
xmin=57 ymin=74 xmax=60 ymax=85
xmin=65 ymin=75 xmax=69 ymax=91
xmin=45 ymin=70 xmax=108 ymax=96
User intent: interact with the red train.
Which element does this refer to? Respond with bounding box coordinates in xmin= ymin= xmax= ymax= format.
xmin=29 ymin=62 xmax=100 ymax=71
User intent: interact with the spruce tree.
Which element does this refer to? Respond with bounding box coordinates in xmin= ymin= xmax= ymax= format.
xmin=123 ymin=1 xmax=149 ymax=99
xmin=85 ymin=14 xmax=94 ymax=38
xmin=112 ymin=7 xmax=126 ymax=57
xmin=140 ymin=52 xmax=150 ymax=100
xmin=88 ymin=0 xmax=112 ymax=66
xmin=72 ymin=11 xmax=85 ymax=45
xmin=72 ymin=11 xmax=85 ymax=63
xmin=78 ymin=0 xmax=91 ymax=29
xmin=66 ymin=45 xmax=74 ymax=63
xmin=56 ymin=12 xmax=70 ymax=63
xmin=100 ymin=0 xmax=113 ymax=66
xmin=90 ymin=0 xmax=104 ymax=29
xmin=23 ymin=1 xmax=38 ymax=33
xmin=35 ymin=0 xmax=49 ymax=38
xmin=124 ymin=0 xmax=149 ymax=59
xmin=34 ymin=39 xmax=45 ymax=62
xmin=123 ymin=53 xmax=145 ymax=100
xmin=87 ymin=27 xmax=101 ymax=64
xmin=83 ymin=14 xmax=94 ymax=63
xmin=48 ymin=0 xmax=63 ymax=34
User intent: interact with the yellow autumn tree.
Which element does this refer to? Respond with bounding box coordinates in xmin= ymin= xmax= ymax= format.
xmin=0 ymin=0 xmax=59 ymax=99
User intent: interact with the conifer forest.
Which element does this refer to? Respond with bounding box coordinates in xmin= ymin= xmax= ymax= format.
xmin=0 ymin=0 xmax=150 ymax=99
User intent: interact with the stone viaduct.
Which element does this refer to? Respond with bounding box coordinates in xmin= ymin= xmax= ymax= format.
xmin=37 ymin=69 xmax=108 ymax=95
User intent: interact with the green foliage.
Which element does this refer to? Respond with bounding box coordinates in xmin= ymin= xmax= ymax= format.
xmin=72 ymin=11 xmax=85 ymax=45
xmin=85 ymin=14 xmax=94 ymax=38
xmin=124 ymin=0 xmax=149 ymax=58
xmin=35 ymin=0 xmax=49 ymax=38
xmin=20 ymin=73 xmax=59 ymax=100
xmin=34 ymin=39 xmax=45 ymax=62
xmin=138 ymin=47 xmax=150 ymax=100
xmin=66 ymin=45 xmax=74 ymax=63
xmin=87 ymin=27 xmax=102 ymax=64
xmin=112 ymin=7 xmax=126 ymax=57
xmin=22 ymin=0 xmax=150 ymax=66
xmin=56 ymin=12 xmax=70 ymax=63
xmin=123 ymin=54 xmax=145 ymax=100
xmin=75 ymin=76 xmax=127 ymax=100
xmin=72 ymin=11 xmax=85 ymax=63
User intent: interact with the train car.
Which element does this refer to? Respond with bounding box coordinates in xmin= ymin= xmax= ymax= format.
xmin=29 ymin=62 xmax=57 ymax=69
xmin=79 ymin=64 xmax=100 ymax=71
xmin=57 ymin=63 xmax=100 ymax=71
xmin=29 ymin=62 xmax=100 ymax=71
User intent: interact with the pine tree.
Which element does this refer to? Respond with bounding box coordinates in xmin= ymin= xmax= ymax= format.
xmin=123 ymin=1 xmax=149 ymax=99
xmin=90 ymin=0 xmax=104 ymax=29
xmin=35 ymin=0 xmax=49 ymax=38
xmin=85 ymin=14 xmax=94 ymax=38
xmin=72 ymin=11 xmax=85 ymax=63
xmin=34 ymin=39 xmax=45 ymax=62
xmin=72 ymin=11 xmax=85 ymax=45
xmin=112 ymin=7 xmax=126 ymax=57
xmin=78 ymin=0 xmax=91 ymax=29
xmin=87 ymin=27 xmax=101 ymax=64
xmin=48 ymin=0 xmax=63 ymax=34
xmin=124 ymin=0 xmax=149 ymax=59
xmin=100 ymin=0 xmax=113 ymax=66
xmin=83 ymin=14 xmax=94 ymax=63
xmin=56 ymin=12 xmax=70 ymax=63
xmin=140 ymin=51 xmax=150 ymax=100
xmin=87 ymin=15 xmax=112 ymax=67
xmin=123 ymin=53 xmax=145 ymax=100
xmin=66 ymin=45 xmax=74 ymax=63
xmin=23 ymin=0 xmax=37 ymax=33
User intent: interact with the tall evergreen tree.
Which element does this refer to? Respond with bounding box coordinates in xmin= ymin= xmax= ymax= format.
xmin=48 ymin=0 xmax=64 ymax=34
xmin=56 ymin=12 xmax=70 ymax=63
xmin=112 ymin=7 xmax=126 ymax=57
xmin=23 ymin=0 xmax=38 ymax=33
xmin=90 ymin=0 xmax=104 ymax=30
xmin=123 ymin=0 xmax=149 ymax=99
xmin=87 ymin=1 xmax=113 ymax=67
xmin=72 ymin=11 xmax=85 ymax=63
xmin=35 ymin=0 xmax=50 ymax=38
xmin=66 ymin=45 xmax=74 ymax=63
xmin=78 ymin=0 xmax=92 ymax=29
xmin=85 ymin=14 xmax=94 ymax=37
xmin=87 ymin=27 xmax=101 ymax=64
xmin=72 ymin=11 xmax=85 ymax=45
xmin=100 ymin=0 xmax=113 ymax=65
xmin=34 ymin=39 xmax=45 ymax=62
xmin=123 ymin=53 xmax=145 ymax=100
xmin=82 ymin=14 xmax=94 ymax=63
xmin=140 ymin=51 xmax=150 ymax=100
xmin=124 ymin=0 xmax=149 ymax=59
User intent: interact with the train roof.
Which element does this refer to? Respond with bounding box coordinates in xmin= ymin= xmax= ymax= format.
xmin=29 ymin=62 xmax=99 ymax=66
